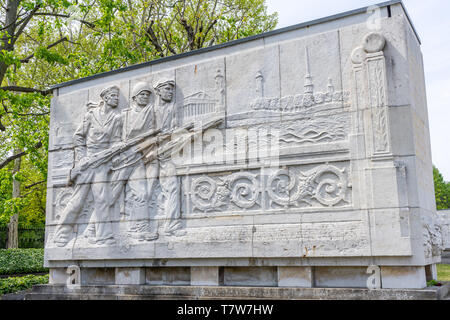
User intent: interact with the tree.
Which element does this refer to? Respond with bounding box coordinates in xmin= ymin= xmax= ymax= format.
xmin=0 ymin=160 xmax=46 ymax=228
xmin=97 ymin=0 xmax=278 ymax=66
xmin=0 ymin=0 xmax=278 ymax=247
xmin=433 ymin=166 xmax=450 ymax=210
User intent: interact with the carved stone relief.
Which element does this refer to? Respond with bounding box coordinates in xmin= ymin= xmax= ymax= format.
xmin=422 ymin=214 xmax=444 ymax=259
xmin=185 ymin=162 xmax=351 ymax=216
xmin=190 ymin=171 xmax=261 ymax=213
xmin=267 ymin=164 xmax=349 ymax=209
xmin=227 ymin=47 xmax=351 ymax=150
xmin=42 ymin=7 xmax=442 ymax=289
xmin=50 ymin=71 xmax=226 ymax=248
xmin=351 ymin=32 xmax=392 ymax=158
xmin=49 ymin=51 xmax=356 ymax=249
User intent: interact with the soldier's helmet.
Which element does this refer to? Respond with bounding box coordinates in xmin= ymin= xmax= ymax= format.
xmin=131 ymin=82 xmax=153 ymax=98
xmin=154 ymin=79 xmax=175 ymax=91
xmin=100 ymin=85 xmax=120 ymax=100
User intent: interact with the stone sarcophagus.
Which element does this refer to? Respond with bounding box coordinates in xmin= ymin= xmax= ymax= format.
xmin=45 ymin=1 xmax=443 ymax=289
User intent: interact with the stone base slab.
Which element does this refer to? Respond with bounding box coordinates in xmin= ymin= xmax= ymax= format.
xmin=49 ymin=265 xmax=437 ymax=289
xmin=24 ymin=283 xmax=450 ymax=300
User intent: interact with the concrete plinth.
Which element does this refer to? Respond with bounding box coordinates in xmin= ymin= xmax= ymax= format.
xmin=380 ymin=266 xmax=426 ymax=289
xmin=146 ymin=267 xmax=190 ymax=285
xmin=49 ymin=268 xmax=68 ymax=285
xmin=23 ymin=282 xmax=450 ymax=300
xmin=115 ymin=268 xmax=145 ymax=285
xmin=190 ymin=267 xmax=220 ymax=286
xmin=277 ymin=267 xmax=313 ymax=288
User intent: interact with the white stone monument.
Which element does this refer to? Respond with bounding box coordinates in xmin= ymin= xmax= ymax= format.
xmin=44 ymin=0 xmax=443 ymax=290
xmin=438 ymin=210 xmax=450 ymax=264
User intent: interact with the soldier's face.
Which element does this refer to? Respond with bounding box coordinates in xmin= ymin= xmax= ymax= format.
xmin=135 ymin=90 xmax=151 ymax=107
xmin=105 ymin=92 xmax=119 ymax=108
xmin=159 ymin=85 xmax=174 ymax=102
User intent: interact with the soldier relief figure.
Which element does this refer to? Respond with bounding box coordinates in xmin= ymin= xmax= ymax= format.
xmin=54 ymin=86 xmax=123 ymax=246
xmin=153 ymin=79 xmax=186 ymax=237
xmin=53 ymin=79 xmax=190 ymax=247
xmin=110 ymin=82 xmax=159 ymax=242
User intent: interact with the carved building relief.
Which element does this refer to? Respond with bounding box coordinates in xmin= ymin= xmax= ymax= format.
xmin=249 ymin=48 xmax=350 ymax=112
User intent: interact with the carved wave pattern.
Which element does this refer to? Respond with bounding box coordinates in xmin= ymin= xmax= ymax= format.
xmin=267 ymin=164 xmax=349 ymax=209
xmin=188 ymin=163 xmax=351 ymax=214
xmin=261 ymin=113 xmax=349 ymax=147
xmin=190 ymin=172 xmax=260 ymax=213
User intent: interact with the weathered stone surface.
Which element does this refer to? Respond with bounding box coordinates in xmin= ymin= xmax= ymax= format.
xmin=191 ymin=267 xmax=220 ymax=286
xmin=438 ymin=210 xmax=450 ymax=264
xmin=115 ymin=267 xmax=145 ymax=285
xmin=146 ymin=267 xmax=190 ymax=285
xmin=277 ymin=266 xmax=313 ymax=288
xmin=439 ymin=210 xmax=450 ymax=249
xmin=24 ymin=282 xmax=450 ymax=300
xmin=44 ymin=1 xmax=443 ymax=291
xmin=314 ymin=267 xmax=369 ymax=288
xmin=380 ymin=266 xmax=427 ymax=289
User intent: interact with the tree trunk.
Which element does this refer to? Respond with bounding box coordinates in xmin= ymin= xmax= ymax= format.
xmin=0 ymin=0 xmax=19 ymax=86
xmin=7 ymin=148 xmax=21 ymax=248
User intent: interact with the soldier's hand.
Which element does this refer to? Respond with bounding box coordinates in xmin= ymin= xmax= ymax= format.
xmin=119 ymin=142 xmax=128 ymax=152
xmin=112 ymin=154 xmax=122 ymax=167
xmin=79 ymin=157 xmax=90 ymax=170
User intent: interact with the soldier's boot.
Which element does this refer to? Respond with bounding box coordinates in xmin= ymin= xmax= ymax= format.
xmin=53 ymin=225 xmax=72 ymax=247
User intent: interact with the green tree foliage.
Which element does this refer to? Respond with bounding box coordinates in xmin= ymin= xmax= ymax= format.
xmin=0 ymin=162 xmax=46 ymax=228
xmin=0 ymin=0 xmax=278 ymax=230
xmin=433 ymin=166 xmax=450 ymax=210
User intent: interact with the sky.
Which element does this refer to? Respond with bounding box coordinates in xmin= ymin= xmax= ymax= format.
xmin=265 ymin=0 xmax=450 ymax=181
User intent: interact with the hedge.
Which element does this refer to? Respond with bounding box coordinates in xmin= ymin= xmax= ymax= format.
xmin=0 ymin=274 xmax=49 ymax=295
xmin=0 ymin=248 xmax=48 ymax=275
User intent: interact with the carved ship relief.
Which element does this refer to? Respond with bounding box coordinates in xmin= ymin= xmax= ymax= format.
xmin=228 ymin=47 xmax=351 ymax=148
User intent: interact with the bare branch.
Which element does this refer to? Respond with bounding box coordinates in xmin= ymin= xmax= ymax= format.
xmin=7 ymin=109 xmax=49 ymax=116
xmin=180 ymin=18 xmax=195 ymax=51
xmin=12 ymin=5 xmax=41 ymax=45
xmin=145 ymin=20 xmax=165 ymax=57
xmin=33 ymin=12 xmax=96 ymax=29
xmin=0 ymin=86 xmax=51 ymax=95
xmin=0 ymin=114 xmax=5 ymax=131
xmin=0 ymin=141 xmax=42 ymax=170
xmin=20 ymin=36 xmax=69 ymax=63
xmin=199 ymin=18 xmax=217 ymax=48
xmin=24 ymin=180 xmax=45 ymax=189
xmin=0 ymin=6 xmax=41 ymax=32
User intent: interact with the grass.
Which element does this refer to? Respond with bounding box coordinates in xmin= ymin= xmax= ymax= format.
xmin=437 ymin=264 xmax=450 ymax=281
